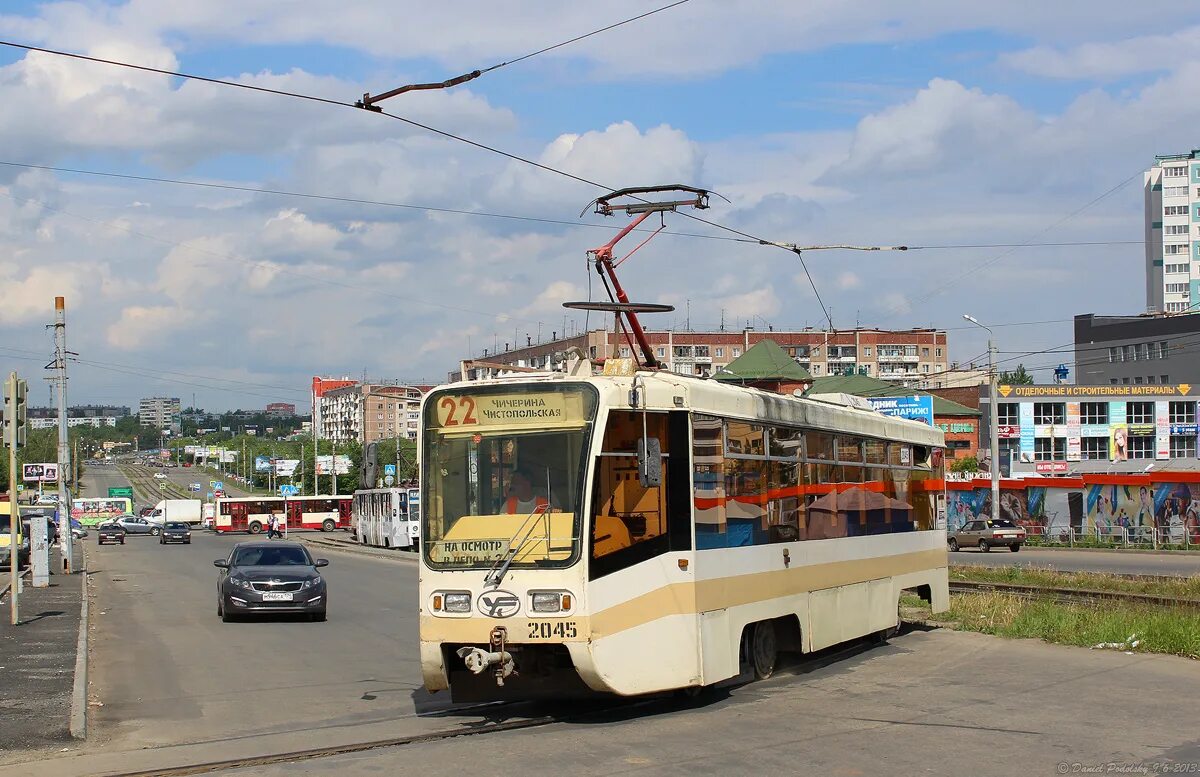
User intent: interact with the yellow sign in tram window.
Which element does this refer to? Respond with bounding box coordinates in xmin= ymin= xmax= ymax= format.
xmin=434 ymin=392 xmax=584 ymax=431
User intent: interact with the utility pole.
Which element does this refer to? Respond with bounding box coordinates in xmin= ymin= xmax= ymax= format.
xmin=964 ymin=315 xmax=1001 ymax=522
xmin=51 ymin=297 xmax=74 ymax=575
xmin=5 ymin=372 xmax=28 ymax=625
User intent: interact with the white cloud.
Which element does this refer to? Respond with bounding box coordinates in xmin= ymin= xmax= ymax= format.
xmin=1002 ymin=27 xmax=1200 ymax=80
xmin=106 ymin=304 xmax=197 ymax=349
xmin=722 ymin=288 xmax=780 ymax=320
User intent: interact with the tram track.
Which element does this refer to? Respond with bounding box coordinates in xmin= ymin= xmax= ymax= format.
xmin=85 ymin=696 xmax=666 ymax=777
xmin=948 ymin=579 xmax=1200 ymax=610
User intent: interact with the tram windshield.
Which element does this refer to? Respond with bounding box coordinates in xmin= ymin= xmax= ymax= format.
xmin=422 ymin=384 xmax=598 ymax=569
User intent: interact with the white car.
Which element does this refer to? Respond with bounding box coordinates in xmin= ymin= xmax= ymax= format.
xmin=153 ymin=473 xmax=166 ymax=480
xmin=36 ymin=494 xmax=59 ymax=506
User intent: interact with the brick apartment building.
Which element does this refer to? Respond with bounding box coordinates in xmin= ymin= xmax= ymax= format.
xmin=457 ymin=327 xmax=949 ymax=384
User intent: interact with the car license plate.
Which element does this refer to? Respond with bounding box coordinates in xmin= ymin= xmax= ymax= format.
xmin=262 ymin=592 xmax=292 ymax=602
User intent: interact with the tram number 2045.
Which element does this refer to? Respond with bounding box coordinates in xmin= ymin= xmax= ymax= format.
xmin=528 ymin=621 xmax=577 ymax=640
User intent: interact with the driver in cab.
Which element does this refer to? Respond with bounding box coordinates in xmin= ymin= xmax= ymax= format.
xmin=502 ymin=468 xmax=558 ymax=514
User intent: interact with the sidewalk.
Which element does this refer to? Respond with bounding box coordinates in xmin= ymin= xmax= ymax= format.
xmin=295 ymin=532 xmax=419 ymax=563
xmin=0 ymin=544 xmax=85 ymax=754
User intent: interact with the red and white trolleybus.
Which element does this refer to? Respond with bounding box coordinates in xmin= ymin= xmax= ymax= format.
xmin=214 ymin=496 xmax=352 ymax=534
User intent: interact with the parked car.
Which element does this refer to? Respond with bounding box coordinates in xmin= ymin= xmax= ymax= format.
xmin=97 ymin=522 xmax=126 ymax=545
xmin=214 ymin=542 xmax=328 ymax=623
xmin=160 ymin=521 xmax=192 ymax=545
xmin=114 ymin=515 xmax=162 ymax=536
xmin=69 ymin=519 xmax=88 ymax=540
xmin=948 ymin=518 xmax=1026 ymax=552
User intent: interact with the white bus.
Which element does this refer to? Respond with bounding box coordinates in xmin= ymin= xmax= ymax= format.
xmin=351 ymin=488 xmax=420 ymax=549
xmin=418 ymin=369 xmax=948 ymax=702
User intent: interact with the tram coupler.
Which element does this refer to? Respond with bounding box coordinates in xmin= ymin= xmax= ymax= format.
xmin=456 ymin=626 xmax=516 ymax=686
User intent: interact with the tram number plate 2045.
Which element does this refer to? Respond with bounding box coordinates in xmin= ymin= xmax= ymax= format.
xmin=527 ymin=621 xmax=577 ymax=640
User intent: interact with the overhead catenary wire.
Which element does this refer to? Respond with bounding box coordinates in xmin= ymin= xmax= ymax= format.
xmin=0 ymin=158 xmax=1147 ymax=252
xmin=359 ymin=0 xmax=693 ymax=106
xmin=0 ymin=39 xmax=837 ymax=309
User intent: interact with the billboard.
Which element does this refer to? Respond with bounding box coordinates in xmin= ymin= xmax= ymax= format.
xmin=22 ymin=463 xmax=59 ymax=482
xmin=866 ymin=395 xmax=934 ymax=426
xmin=274 ymin=459 xmax=300 ymax=477
xmin=315 ymin=455 xmax=352 ymax=475
xmin=254 ymin=455 xmax=272 ymax=473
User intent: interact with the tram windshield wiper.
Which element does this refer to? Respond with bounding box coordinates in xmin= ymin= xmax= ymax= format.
xmin=484 ymin=503 xmax=550 ymax=588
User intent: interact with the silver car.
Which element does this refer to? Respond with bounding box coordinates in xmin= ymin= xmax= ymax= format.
xmin=948 ymin=518 xmax=1026 ymax=552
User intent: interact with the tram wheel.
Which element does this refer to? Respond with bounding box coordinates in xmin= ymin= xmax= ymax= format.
xmin=751 ymin=620 xmax=778 ymax=680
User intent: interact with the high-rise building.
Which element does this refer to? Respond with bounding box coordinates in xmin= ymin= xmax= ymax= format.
xmin=265 ymin=402 xmax=297 ymax=418
xmin=311 ymin=376 xmax=356 ymax=439
xmin=318 ymin=383 xmax=425 ymax=444
xmin=1144 ymin=152 xmax=1200 ymax=314
xmin=139 ymin=397 xmax=181 ymax=430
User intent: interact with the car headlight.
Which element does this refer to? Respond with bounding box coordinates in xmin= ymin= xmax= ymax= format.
xmin=229 ymin=576 xmax=252 ymax=589
xmin=302 ymin=576 xmax=322 ymax=589
xmin=437 ymin=592 xmax=471 ymax=613
xmin=531 ymin=591 xmax=572 ymax=613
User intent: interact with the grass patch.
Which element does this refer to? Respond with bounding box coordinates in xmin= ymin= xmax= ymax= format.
xmin=921 ymin=593 xmax=1200 ymax=660
xmin=950 ymin=565 xmax=1200 ymax=600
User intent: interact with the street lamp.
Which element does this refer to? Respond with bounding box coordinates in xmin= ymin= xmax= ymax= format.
xmin=963 ymin=314 xmax=1000 ymax=522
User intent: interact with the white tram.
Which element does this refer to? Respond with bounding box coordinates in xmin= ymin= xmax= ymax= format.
xmin=418 ymin=368 xmax=949 ymax=701
xmin=351 ymin=487 xmax=421 ymax=549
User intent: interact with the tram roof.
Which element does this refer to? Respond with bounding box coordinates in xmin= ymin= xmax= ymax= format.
xmin=434 ymin=367 xmax=944 ymax=448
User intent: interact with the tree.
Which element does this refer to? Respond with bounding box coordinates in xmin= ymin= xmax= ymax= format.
xmin=998 ymin=364 xmax=1033 ymax=385
xmin=949 ymin=455 xmax=979 ymax=474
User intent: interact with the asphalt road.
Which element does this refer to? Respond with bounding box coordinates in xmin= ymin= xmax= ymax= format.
xmin=950 ymin=546 xmax=1200 ymax=576
xmin=200 ymin=629 xmax=1200 ymax=777
xmin=80 ymin=529 xmax=422 ymax=754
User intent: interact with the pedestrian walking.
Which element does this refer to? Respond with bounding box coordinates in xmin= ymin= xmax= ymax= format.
xmin=267 ymin=510 xmax=280 ymax=539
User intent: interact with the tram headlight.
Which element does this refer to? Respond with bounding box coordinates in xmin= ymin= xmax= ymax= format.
xmin=531 ymin=591 xmax=570 ymax=613
xmin=442 ymin=592 xmax=472 ymax=613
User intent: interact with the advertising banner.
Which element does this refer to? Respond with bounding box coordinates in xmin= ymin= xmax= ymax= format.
xmin=1066 ymin=402 xmax=1081 ymax=462
xmin=866 ymin=395 xmax=934 ymax=426
xmin=1156 ymin=401 xmax=1171 ymax=459
xmin=1110 ymin=424 xmax=1129 ymax=462
xmin=996 ymin=425 xmax=1020 ymax=438
xmin=274 ymin=459 xmax=300 ymax=477
xmin=219 ymin=450 xmax=238 ymax=463
xmin=254 ymin=455 xmax=272 ymax=473
xmin=1018 ymin=404 xmax=1035 ymax=462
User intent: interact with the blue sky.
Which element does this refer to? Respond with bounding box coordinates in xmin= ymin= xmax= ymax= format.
xmin=0 ymin=1 xmax=1198 ymax=409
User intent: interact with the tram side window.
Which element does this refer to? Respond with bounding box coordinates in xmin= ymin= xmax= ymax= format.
xmin=693 ymin=415 xmax=726 ymax=548
xmin=591 ymin=411 xmax=668 ymax=559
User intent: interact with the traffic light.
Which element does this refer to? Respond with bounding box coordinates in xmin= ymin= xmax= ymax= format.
xmin=3 ymin=373 xmax=27 ymax=449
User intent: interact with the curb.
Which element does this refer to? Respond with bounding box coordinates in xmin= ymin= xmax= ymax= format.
xmin=70 ymin=541 xmax=88 ymax=740
xmin=1022 ymin=545 xmax=1200 ymax=557
xmin=0 ymin=566 xmax=30 ymax=604
xmin=298 ymin=536 xmax=419 ymax=564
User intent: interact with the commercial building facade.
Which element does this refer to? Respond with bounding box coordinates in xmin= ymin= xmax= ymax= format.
xmin=138 ymin=397 xmax=181 ymax=430
xmin=980 ymin=383 xmax=1200 ymax=476
xmin=318 ymin=383 xmax=424 ymax=444
xmin=1144 ymin=151 xmax=1200 ymax=313
xmin=311 ymin=376 xmax=356 ymax=440
xmin=1074 ymin=312 xmax=1200 ymax=386
xmin=459 ymin=327 xmax=949 ymax=383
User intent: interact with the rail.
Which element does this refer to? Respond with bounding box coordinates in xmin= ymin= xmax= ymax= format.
xmin=948 ymin=579 xmax=1200 ymax=611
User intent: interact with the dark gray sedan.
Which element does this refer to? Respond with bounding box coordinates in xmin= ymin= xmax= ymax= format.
xmin=160 ymin=521 xmax=191 ymax=545
xmin=214 ymin=542 xmax=328 ymax=622
xmin=97 ymin=522 xmax=126 ymax=545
